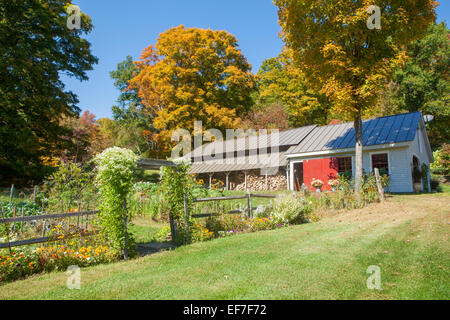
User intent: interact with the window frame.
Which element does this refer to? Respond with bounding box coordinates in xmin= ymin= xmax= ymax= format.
xmin=370 ymin=152 xmax=390 ymax=175
xmin=336 ymin=156 xmax=353 ymax=174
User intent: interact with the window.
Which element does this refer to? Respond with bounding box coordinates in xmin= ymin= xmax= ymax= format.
xmin=337 ymin=157 xmax=352 ymax=173
xmin=372 ymin=153 xmax=389 ymax=175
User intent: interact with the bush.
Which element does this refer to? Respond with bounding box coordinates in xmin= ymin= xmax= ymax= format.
xmin=254 ymin=204 xmax=273 ymax=218
xmin=43 ymin=161 xmax=94 ymax=212
xmin=431 ymin=144 xmax=450 ymax=176
xmin=205 ymin=214 xmax=279 ymax=238
xmin=94 ymin=147 xmax=139 ymax=254
xmin=318 ymin=173 xmax=389 ymax=210
xmin=153 ymin=226 xmax=171 ymax=242
xmin=271 ymin=195 xmax=313 ymax=225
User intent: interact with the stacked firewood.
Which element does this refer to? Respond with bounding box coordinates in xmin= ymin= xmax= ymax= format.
xmin=233 ymin=174 xmax=287 ymax=191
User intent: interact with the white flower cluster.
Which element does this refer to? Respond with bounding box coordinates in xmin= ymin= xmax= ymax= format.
xmin=94 ymin=147 xmax=139 ymax=190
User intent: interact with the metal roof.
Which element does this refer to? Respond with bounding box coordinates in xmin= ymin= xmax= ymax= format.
xmin=286 ymin=112 xmax=422 ymax=155
xmin=188 ymin=125 xmax=317 ymax=159
xmin=188 ymin=152 xmax=288 ymax=174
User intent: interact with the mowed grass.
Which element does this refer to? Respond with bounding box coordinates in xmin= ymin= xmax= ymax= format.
xmin=0 ymin=192 xmax=448 ymax=300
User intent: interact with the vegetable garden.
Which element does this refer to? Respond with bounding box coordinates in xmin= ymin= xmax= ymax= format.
xmin=0 ymin=147 xmax=389 ymax=285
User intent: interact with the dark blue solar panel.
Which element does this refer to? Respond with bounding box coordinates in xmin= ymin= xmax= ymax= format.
xmin=396 ymin=112 xmax=420 ymax=142
xmin=375 ymin=115 xmax=396 ymax=145
xmin=335 ymin=112 xmax=421 ymax=149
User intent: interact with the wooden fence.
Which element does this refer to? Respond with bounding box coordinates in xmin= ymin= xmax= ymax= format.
xmin=180 ymin=191 xmax=277 ymax=244
xmin=0 ymin=210 xmax=98 ymax=250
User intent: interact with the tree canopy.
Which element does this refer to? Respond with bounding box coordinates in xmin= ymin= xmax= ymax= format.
xmin=385 ymin=22 xmax=449 ymax=148
xmin=274 ymin=0 xmax=437 ymax=197
xmin=257 ymin=48 xmax=331 ymax=127
xmin=129 ymin=25 xmax=256 ymax=155
xmin=0 ymin=0 xmax=97 ymax=184
xmin=110 ymin=56 xmax=155 ymax=156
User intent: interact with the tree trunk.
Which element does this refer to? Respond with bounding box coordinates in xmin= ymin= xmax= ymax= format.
xmin=354 ymin=112 xmax=363 ymax=202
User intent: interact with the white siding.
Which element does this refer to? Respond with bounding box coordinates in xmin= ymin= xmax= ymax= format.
xmin=287 ymin=126 xmax=434 ymax=193
xmin=362 ymin=147 xmax=412 ymax=193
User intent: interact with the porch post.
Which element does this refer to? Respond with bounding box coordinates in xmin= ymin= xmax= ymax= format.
xmin=225 ymin=172 xmax=230 ymax=191
xmin=244 ymin=171 xmax=248 ymax=190
xmin=265 ymin=173 xmax=268 ymax=190
xmin=286 ymin=165 xmax=290 ymax=190
xmin=209 ymin=173 xmax=213 ymax=190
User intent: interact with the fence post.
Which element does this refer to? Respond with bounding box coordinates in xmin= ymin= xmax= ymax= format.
xmin=123 ymin=198 xmax=129 ymax=261
xmin=9 ymin=184 xmax=14 ymax=202
xmin=12 ymin=207 xmax=16 ymax=233
xmin=20 ymin=208 xmax=24 ymax=234
xmin=33 ymin=186 xmax=38 ymax=202
xmin=169 ymin=214 xmax=178 ymax=244
xmin=183 ymin=191 xmax=190 ymax=244
xmin=374 ymin=168 xmax=385 ymax=202
xmin=247 ymin=189 xmax=252 ymax=219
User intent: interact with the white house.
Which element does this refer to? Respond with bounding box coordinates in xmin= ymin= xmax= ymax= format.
xmin=187 ymin=112 xmax=434 ymax=193
xmin=285 ymin=112 xmax=434 ymax=193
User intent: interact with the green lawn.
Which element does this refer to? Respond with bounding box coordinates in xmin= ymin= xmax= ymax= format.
xmin=0 ymin=191 xmax=448 ymax=300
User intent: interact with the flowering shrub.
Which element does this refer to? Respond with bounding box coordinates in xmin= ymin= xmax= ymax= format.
xmin=94 ymin=147 xmax=139 ymax=254
xmin=254 ymin=204 xmax=273 ymax=218
xmin=0 ymin=244 xmax=118 ymax=284
xmin=320 ymin=173 xmax=390 ymax=210
xmin=271 ymin=195 xmax=313 ymax=225
xmin=191 ymin=224 xmax=215 ymax=242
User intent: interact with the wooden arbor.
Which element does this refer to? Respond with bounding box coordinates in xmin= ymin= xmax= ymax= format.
xmin=137 ymin=158 xmax=191 ymax=245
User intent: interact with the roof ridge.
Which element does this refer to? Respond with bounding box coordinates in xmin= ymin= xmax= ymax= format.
xmin=313 ymin=111 xmax=422 ymax=129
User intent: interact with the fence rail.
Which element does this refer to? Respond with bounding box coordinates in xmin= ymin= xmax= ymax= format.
xmin=0 ymin=231 xmax=97 ymax=249
xmin=0 ymin=210 xmax=99 ymax=250
xmin=0 ymin=210 xmax=98 ymax=224
xmin=182 ymin=192 xmax=277 ymax=243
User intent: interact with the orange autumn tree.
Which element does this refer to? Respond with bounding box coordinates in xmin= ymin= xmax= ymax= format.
xmin=129 ymin=26 xmax=256 ymax=155
xmin=274 ymin=0 xmax=437 ymax=199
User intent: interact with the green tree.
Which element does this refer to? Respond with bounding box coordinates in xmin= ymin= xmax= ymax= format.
xmin=0 ymin=0 xmax=97 ymax=184
xmin=257 ymin=49 xmax=331 ymax=126
xmin=274 ymin=0 xmax=437 ymax=199
xmin=110 ymin=56 xmax=155 ymax=156
xmin=382 ymin=22 xmax=449 ymax=149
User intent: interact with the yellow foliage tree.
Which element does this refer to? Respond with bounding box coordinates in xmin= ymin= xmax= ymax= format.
xmin=129 ymin=26 xmax=256 ymax=155
xmin=257 ymin=48 xmax=332 ymax=126
xmin=274 ymin=0 xmax=437 ymax=198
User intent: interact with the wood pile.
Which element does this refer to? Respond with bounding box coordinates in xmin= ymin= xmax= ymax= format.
xmin=233 ymin=174 xmax=287 ymax=191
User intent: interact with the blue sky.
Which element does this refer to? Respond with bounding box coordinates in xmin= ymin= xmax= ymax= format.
xmin=64 ymin=0 xmax=449 ymax=119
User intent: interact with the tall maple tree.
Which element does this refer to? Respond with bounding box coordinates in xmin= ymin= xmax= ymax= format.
xmin=129 ymin=25 xmax=256 ymax=155
xmin=274 ymin=0 xmax=437 ymax=198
